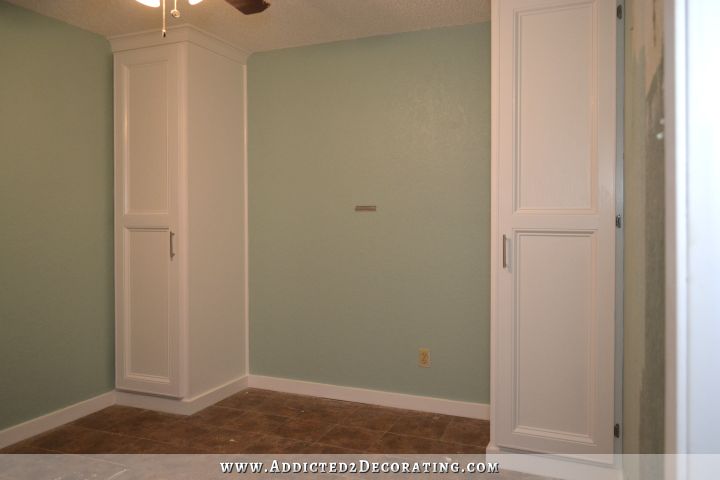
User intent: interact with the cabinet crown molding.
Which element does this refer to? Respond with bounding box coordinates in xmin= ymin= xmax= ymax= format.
xmin=109 ymin=24 xmax=249 ymax=64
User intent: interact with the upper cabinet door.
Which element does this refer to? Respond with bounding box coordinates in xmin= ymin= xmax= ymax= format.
xmin=114 ymin=45 xmax=182 ymax=397
xmin=492 ymin=0 xmax=616 ymax=461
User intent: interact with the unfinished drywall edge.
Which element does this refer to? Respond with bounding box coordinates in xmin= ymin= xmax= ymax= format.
xmin=623 ymin=0 xmax=666 ymax=466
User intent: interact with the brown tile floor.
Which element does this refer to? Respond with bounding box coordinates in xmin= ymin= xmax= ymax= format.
xmin=0 ymin=389 xmax=489 ymax=454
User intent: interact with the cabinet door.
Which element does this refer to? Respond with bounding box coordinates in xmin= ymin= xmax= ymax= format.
xmin=115 ymin=45 xmax=181 ymax=397
xmin=492 ymin=0 xmax=616 ymax=461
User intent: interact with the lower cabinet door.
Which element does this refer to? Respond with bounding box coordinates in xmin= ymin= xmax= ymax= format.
xmin=116 ymin=227 xmax=181 ymax=397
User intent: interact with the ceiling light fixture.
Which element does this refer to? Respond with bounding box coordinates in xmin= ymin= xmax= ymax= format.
xmin=135 ymin=0 xmax=204 ymax=37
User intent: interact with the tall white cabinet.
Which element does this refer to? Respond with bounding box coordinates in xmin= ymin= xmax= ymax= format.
xmin=111 ymin=27 xmax=247 ymax=407
xmin=490 ymin=0 xmax=618 ymax=463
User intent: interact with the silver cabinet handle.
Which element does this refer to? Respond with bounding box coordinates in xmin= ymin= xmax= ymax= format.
xmin=170 ymin=231 xmax=176 ymax=259
xmin=502 ymin=234 xmax=508 ymax=269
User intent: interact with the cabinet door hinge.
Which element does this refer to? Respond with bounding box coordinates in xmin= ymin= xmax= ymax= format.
xmin=617 ymin=4 xmax=623 ymax=20
xmin=614 ymin=423 xmax=621 ymax=438
xmin=616 ymin=215 xmax=623 ymax=228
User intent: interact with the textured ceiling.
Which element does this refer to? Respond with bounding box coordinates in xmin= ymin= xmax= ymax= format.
xmin=6 ymin=0 xmax=491 ymax=53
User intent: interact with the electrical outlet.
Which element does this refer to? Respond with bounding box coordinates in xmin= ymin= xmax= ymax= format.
xmin=418 ymin=348 xmax=430 ymax=368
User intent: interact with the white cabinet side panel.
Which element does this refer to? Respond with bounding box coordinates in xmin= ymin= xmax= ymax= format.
xmin=185 ymin=44 xmax=246 ymax=397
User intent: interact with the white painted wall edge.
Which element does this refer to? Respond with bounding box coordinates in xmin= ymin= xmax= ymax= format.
xmin=116 ymin=375 xmax=248 ymax=416
xmin=664 ymin=0 xmax=685 ymax=463
xmin=0 ymin=391 xmax=116 ymax=449
xmin=249 ymin=375 xmax=490 ymax=420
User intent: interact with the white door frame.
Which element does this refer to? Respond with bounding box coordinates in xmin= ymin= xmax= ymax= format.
xmin=665 ymin=0 xmax=720 ymax=476
xmin=664 ymin=0 xmax=686 ymax=463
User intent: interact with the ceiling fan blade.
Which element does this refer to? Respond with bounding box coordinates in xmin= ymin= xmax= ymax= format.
xmin=225 ymin=0 xmax=270 ymax=15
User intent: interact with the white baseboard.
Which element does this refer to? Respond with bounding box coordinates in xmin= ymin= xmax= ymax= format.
xmin=0 ymin=391 xmax=116 ymax=449
xmin=248 ymin=375 xmax=490 ymax=420
xmin=115 ymin=375 xmax=248 ymax=415
xmin=1 ymin=374 xmax=484 ymax=450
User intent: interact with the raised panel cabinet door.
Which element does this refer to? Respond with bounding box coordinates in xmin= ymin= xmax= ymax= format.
xmin=114 ymin=45 xmax=181 ymax=397
xmin=492 ymin=0 xmax=616 ymax=461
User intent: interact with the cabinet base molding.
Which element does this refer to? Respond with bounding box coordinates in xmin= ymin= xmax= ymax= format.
xmin=485 ymin=445 xmax=623 ymax=480
xmin=248 ymin=374 xmax=489 ymax=420
xmin=115 ymin=375 xmax=249 ymax=416
xmin=0 ymin=391 xmax=116 ymax=449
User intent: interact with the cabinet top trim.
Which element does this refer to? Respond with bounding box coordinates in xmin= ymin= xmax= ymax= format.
xmin=109 ymin=24 xmax=249 ymax=64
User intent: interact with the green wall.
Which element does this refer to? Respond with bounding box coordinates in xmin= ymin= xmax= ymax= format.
xmin=249 ymin=24 xmax=491 ymax=403
xmin=0 ymin=2 xmax=114 ymax=430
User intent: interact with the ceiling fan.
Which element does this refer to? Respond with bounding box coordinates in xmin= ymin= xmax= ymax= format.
xmin=135 ymin=0 xmax=270 ymax=36
xmin=225 ymin=0 xmax=271 ymax=15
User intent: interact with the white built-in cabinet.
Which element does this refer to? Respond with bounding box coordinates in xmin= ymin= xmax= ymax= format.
xmin=490 ymin=0 xmax=618 ymax=462
xmin=111 ymin=27 xmax=247 ymax=402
